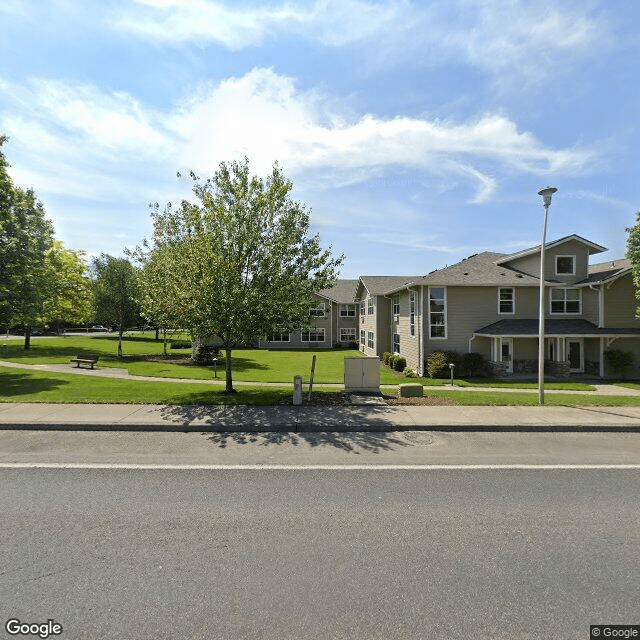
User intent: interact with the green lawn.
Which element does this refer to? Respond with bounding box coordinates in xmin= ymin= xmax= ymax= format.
xmin=0 ymin=366 xmax=308 ymax=405
xmin=421 ymin=389 xmax=640 ymax=406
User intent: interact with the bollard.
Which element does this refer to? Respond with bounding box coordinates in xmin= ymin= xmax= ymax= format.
xmin=449 ymin=362 xmax=455 ymax=385
xmin=293 ymin=375 xmax=303 ymax=406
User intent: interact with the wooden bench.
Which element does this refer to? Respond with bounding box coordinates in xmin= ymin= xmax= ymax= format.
xmin=70 ymin=354 xmax=99 ymax=369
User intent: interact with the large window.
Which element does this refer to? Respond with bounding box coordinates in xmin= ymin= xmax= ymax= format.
xmin=340 ymin=327 xmax=356 ymax=342
xmin=409 ymin=292 xmax=416 ymax=336
xmin=393 ymin=333 xmax=400 ymax=354
xmin=429 ymin=287 xmax=446 ymax=338
xmin=367 ymin=331 xmax=374 ymax=349
xmin=367 ymin=297 xmax=374 ymax=315
xmin=266 ymin=331 xmax=290 ymax=343
xmin=340 ymin=304 xmax=356 ymax=317
xmin=392 ymin=294 xmax=400 ymax=316
xmin=309 ymin=302 xmax=326 ymax=318
xmin=360 ymin=329 xmax=366 ymax=345
xmin=551 ymin=288 xmax=581 ymax=314
xmin=499 ymin=288 xmax=514 ymax=314
xmin=556 ymin=255 xmax=575 ymax=276
xmin=301 ymin=328 xmax=326 ymax=342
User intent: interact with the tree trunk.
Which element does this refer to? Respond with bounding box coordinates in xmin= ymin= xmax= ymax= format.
xmin=23 ymin=325 xmax=31 ymax=350
xmin=118 ymin=326 xmax=123 ymax=359
xmin=155 ymin=326 xmax=160 ymax=341
xmin=163 ymin=327 xmax=167 ymax=356
xmin=224 ymin=346 xmax=236 ymax=394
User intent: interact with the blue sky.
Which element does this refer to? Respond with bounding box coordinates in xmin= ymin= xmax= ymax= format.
xmin=1 ymin=0 xmax=639 ymax=278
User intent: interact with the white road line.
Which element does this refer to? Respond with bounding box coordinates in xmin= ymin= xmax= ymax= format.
xmin=1 ymin=463 xmax=640 ymax=470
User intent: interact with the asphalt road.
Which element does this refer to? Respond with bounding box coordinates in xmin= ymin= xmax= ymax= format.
xmin=2 ymin=466 xmax=639 ymax=640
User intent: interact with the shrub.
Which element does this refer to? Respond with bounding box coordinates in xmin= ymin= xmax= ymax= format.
xmin=170 ymin=340 xmax=192 ymax=350
xmin=426 ymin=351 xmax=448 ymax=378
xmin=388 ymin=354 xmax=397 ymax=368
xmin=333 ymin=342 xmax=343 ymax=349
xmin=460 ymin=352 xmax=489 ymax=378
xmin=382 ymin=352 xmax=392 ymax=365
xmin=404 ymin=368 xmax=417 ymax=378
xmin=393 ymin=356 xmax=407 ymax=372
xmin=604 ymin=349 xmax=634 ymax=376
xmin=349 ymin=341 xmax=359 ymax=350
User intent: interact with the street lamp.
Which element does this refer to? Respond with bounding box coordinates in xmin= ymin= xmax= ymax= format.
xmin=537 ymin=186 xmax=557 ymax=405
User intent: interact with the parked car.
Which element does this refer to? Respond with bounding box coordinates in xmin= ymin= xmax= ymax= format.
xmin=92 ymin=325 xmax=110 ymax=332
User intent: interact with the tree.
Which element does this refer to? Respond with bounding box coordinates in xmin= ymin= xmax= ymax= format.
xmin=626 ymin=211 xmax=640 ymax=318
xmin=0 ymin=136 xmax=55 ymax=349
xmin=137 ymin=158 xmax=343 ymax=393
xmin=43 ymin=241 xmax=93 ymax=333
xmin=91 ymin=255 xmax=142 ymax=358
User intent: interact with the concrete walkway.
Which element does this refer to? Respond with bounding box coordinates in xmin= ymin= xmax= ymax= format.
xmin=2 ymin=359 xmax=640 ymax=396
xmin=1 ymin=402 xmax=640 ymax=431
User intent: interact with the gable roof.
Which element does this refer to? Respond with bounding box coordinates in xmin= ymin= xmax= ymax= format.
xmin=495 ymin=235 xmax=607 ymax=266
xmin=356 ymin=276 xmax=420 ymax=298
xmin=411 ymin=252 xmax=541 ymax=288
xmin=316 ymin=279 xmax=359 ymax=304
xmin=578 ymin=259 xmax=631 ymax=285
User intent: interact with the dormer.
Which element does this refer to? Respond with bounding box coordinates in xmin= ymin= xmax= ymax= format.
xmin=495 ymin=235 xmax=607 ymax=284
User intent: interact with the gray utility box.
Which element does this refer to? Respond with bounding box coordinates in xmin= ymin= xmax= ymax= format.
xmin=344 ymin=356 xmax=380 ymax=393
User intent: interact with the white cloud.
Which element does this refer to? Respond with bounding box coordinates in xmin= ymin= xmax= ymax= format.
xmin=1 ymin=68 xmax=596 ymax=207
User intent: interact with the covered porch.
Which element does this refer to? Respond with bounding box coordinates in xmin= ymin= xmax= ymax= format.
xmin=473 ymin=319 xmax=640 ymax=378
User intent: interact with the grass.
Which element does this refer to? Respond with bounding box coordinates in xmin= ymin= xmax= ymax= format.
xmin=0 ymin=366 xmax=310 ymax=405
xmin=421 ymin=389 xmax=640 ymax=406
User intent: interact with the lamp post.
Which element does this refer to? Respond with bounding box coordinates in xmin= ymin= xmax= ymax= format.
xmin=537 ymin=186 xmax=557 ymax=405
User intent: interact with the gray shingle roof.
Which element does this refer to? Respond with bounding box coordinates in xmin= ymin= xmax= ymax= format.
xmin=495 ymin=235 xmax=607 ymax=265
xmin=475 ymin=318 xmax=640 ymax=336
xmin=579 ymin=259 xmax=631 ymax=284
xmin=415 ymin=252 xmax=541 ymax=287
xmin=358 ymin=276 xmax=421 ymax=296
xmin=316 ymin=279 xmax=359 ymax=304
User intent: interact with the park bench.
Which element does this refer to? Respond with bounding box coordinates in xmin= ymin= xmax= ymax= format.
xmin=70 ymin=354 xmax=99 ymax=369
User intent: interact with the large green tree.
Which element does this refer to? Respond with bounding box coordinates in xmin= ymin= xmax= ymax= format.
xmin=91 ymin=254 xmax=142 ymax=358
xmin=626 ymin=211 xmax=640 ymax=317
xmin=43 ymin=241 xmax=94 ymax=333
xmin=0 ymin=136 xmax=55 ymax=349
xmin=137 ymin=158 xmax=343 ymax=393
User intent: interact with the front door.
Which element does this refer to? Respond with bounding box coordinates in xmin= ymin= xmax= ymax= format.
xmin=568 ymin=340 xmax=583 ymax=372
xmin=501 ymin=338 xmax=513 ymax=374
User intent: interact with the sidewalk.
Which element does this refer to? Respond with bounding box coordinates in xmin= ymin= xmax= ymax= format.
xmin=1 ymin=402 xmax=640 ymax=431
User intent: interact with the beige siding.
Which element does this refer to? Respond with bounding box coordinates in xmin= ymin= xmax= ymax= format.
xmin=376 ymin=296 xmax=392 ymax=356
xmin=504 ymin=240 xmax=591 ymax=283
xmin=603 ymin=274 xmax=640 ymax=328
xmin=393 ymin=289 xmax=421 ymax=371
xmin=360 ymin=293 xmax=378 ymax=356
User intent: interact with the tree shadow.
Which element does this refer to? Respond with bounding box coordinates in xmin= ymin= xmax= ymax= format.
xmin=0 ymin=372 xmax=70 ymax=397
xmin=200 ymin=430 xmax=417 ymax=454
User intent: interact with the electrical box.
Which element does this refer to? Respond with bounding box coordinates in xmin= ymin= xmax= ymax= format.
xmin=344 ymin=356 xmax=380 ymax=393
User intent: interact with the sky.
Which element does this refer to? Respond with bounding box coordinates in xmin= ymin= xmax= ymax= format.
xmin=1 ymin=0 xmax=639 ymax=278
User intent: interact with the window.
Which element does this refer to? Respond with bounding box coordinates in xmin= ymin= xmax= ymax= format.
xmin=340 ymin=304 xmax=356 ymax=317
xmin=340 ymin=328 xmax=356 ymax=342
xmin=301 ymin=328 xmax=325 ymax=342
xmin=409 ymin=292 xmax=416 ymax=336
xmin=429 ymin=287 xmax=446 ymax=338
xmin=393 ymin=333 xmax=400 ymax=353
xmin=360 ymin=329 xmax=366 ymax=345
xmin=367 ymin=297 xmax=374 ymax=315
xmin=392 ymin=294 xmax=400 ymax=316
xmin=556 ymin=255 xmax=575 ymax=276
xmin=367 ymin=331 xmax=374 ymax=349
xmin=551 ymin=288 xmax=581 ymax=314
xmin=266 ymin=331 xmax=290 ymax=343
xmin=499 ymin=288 xmax=514 ymax=314
xmin=309 ymin=302 xmax=326 ymax=318
xmin=360 ymin=301 xmax=365 ymax=323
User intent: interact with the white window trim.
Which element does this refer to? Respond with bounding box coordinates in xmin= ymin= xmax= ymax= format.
xmin=409 ymin=292 xmax=416 ymax=338
xmin=301 ymin=328 xmax=326 ymax=342
xmin=367 ymin=331 xmax=375 ymax=349
xmin=367 ymin=297 xmax=375 ymax=315
xmin=549 ymin=287 xmax=582 ymax=315
xmin=309 ymin=302 xmax=326 ymax=318
xmin=360 ymin=329 xmax=366 ymax=345
xmin=339 ymin=304 xmax=356 ymax=317
xmin=392 ymin=332 xmax=400 ymax=354
xmin=267 ymin=332 xmax=290 ymax=343
xmin=555 ymin=255 xmax=576 ymax=276
xmin=498 ymin=287 xmax=515 ymax=315
xmin=428 ymin=286 xmax=447 ymax=340
xmin=340 ymin=327 xmax=356 ymax=341
xmin=392 ymin=294 xmax=400 ymax=317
